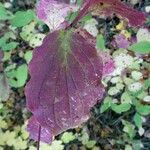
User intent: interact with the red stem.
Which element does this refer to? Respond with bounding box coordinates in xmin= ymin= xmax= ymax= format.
xmin=37 ymin=125 xmax=41 ymax=150
xmin=66 ymin=0 xmax=92 ymax=29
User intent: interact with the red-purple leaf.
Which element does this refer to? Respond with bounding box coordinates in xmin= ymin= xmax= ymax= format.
xmin=25 ymin=29 xmax=105 ymax=143
xmin=27 ymin=116 xmax=52 ymax=143
xmin=37 ymin=0 xmax=145 ymax=31
xmin=70 ymin=0 xmax=146 ymax=27
xmin=99 ymin=52 xmax=115 ymax=77
xmin=27 ymin=0 xmax=145 ymax=144
xmin=36 ymin=0 xmax=78 ymax=30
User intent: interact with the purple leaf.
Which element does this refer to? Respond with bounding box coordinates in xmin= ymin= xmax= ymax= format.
xmin=26 ymin=0 xmax=145 ymax=144
xmin=36 ymin=0 xmax=78 ymax=30
xmin=27 ymin=116 xmax=52 ymax=143
xmin=70 ymin=0 xmax=146 ymax=27
xmin=90 ymin=0 xmax=146 ymax=27
xmin=115 ymin=34 xmax=130 ymax=49
xmin=99 ymin=52 xmax=115 ymax=77
xmin=25 ymin=29 xmax=105 ymax=143
xmin=37 ymin=0 xmax=145 ymax=31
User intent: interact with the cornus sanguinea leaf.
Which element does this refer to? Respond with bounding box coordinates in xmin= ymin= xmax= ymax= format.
xmin=26 ymin=29 xmax=105 ymax=143
xmin=99 ymin=52 xmax=115 ymax=76
xmin=87 ymin=0 xmax=146 ymax=27
xmin=71 ymin=0 xmax=146 ymax=27
xmin=37 ymin=0 xmax=145 ymax=31
xmin=36 ymin=0 xmax=78 ymax=30
xmin=27 ymin=0 xmax=145 ymax=146
xmin=27 ymin=116 xmax=52 ymax=143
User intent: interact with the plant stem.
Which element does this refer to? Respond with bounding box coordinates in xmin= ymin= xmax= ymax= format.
xmin=66 ymin=0 xmax=92 ymax=29
xmin=37 ymin=125 xmax=41 ymax=150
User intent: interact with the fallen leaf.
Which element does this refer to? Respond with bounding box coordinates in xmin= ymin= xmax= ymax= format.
xmin=26 ymin=29 xmax=104 ymax=143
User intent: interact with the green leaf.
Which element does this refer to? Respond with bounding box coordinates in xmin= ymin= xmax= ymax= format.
xmin=6 ymin=64 xmax=28 ymax=88
xmin=100 ymin=96 xmax=112 ymax=113
xmin=49 ymin=140 xmax=64 ymax=150
xmin=136 ymin=91 xmax=147 ymax=99
xmin=66 ymin=11 xmax=78 ymax=23
xmin=144 ymin=77 xmax=150 ymax=89
xmin=122 ymin=120 xmax=136 ymax=139
xmin=10 ymin=10 xmax=35 ymax=27
xmin=12 ymin=137 xmax=28 ymax=150
xmin=81 ymin=14 xmax=92 ymax=23
xmin=96 ymin=34 xmax=106 ymax=50
xmin=129 ymin=41 xmax=150 ymax=54
xmin=29 ymin=33 xmax=45 ymax=48
xmin=0 ymin=37 xmax=6 ymax=47
xmin=24 ymin=51 xmax=33 ymax=64
xmin=125 ymin=145 xmax=132 ymax=150
xmin=121 ymin=92 xmax=132 ymax=104
xmin=20 ymin=22 xmax=36 ymax=41
xmin=2 ymin=42 xmax=18 ymax=51
xmin=135 ymin=103 xmax=150 ymax=115
xmin=0 ymin=118 xmax=8 ymax=129
xmin=0 ymin=131 xmax=16 ymax=146
xmin=0 ymin=32 xmax=18 ymax=51
xmin=0 ymin=4 xmax=13 ymax=20
xmin=77 ymin=0 xmax=84 ymax=5
xmin=132 ymin=140 xmax=142 ymax=150
xmin=133 ymin=113 xmax=142 ymax=129
xmin=111 ymin=103 xmax=131 ymax=114
xmin=61 ymin=132 xmax=75 ymax=144
xmin=79 ymin=131 xmax=89 ymax=145
xmin=85 ymin=140 xmax=96 ymax=149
